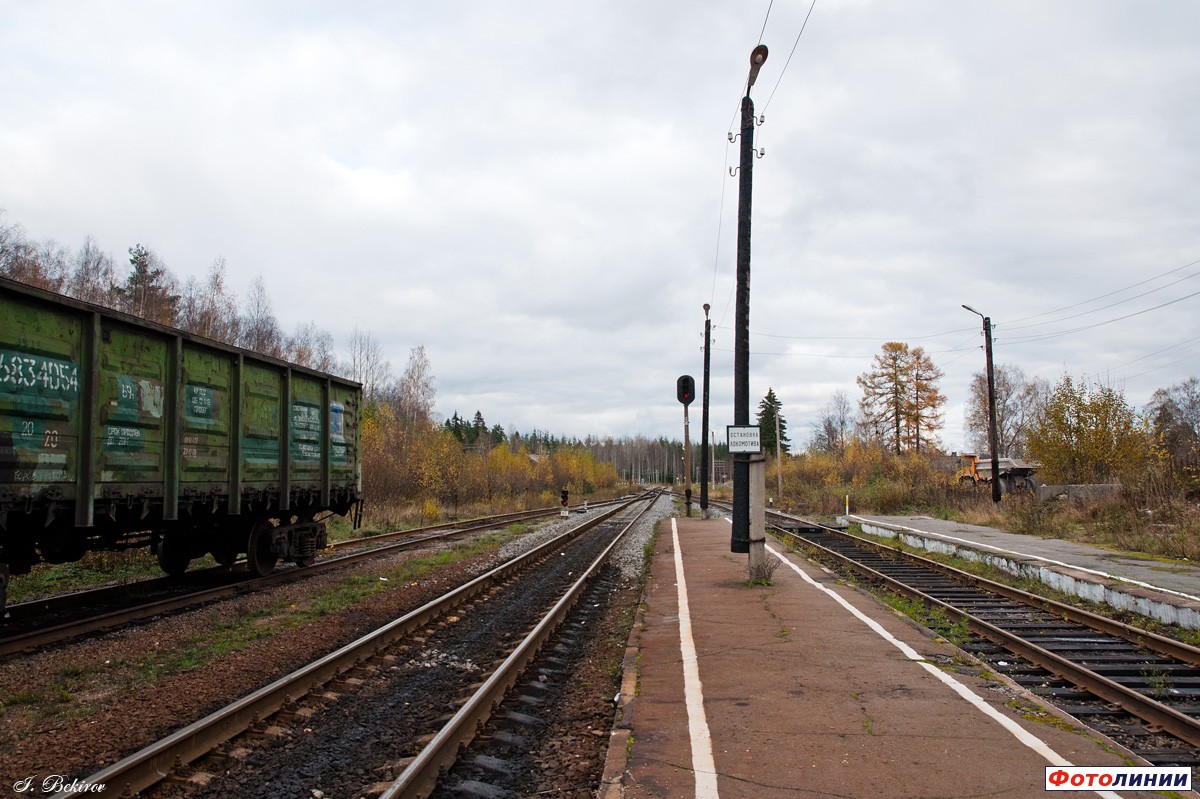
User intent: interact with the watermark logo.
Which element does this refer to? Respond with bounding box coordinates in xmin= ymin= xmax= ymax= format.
xmin=1045 ymin=766 xmax=1191 ymax=791
xmin=13 ymin=775 xmax=107 ymax=795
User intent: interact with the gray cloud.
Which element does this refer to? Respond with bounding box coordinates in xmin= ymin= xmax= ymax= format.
xmin=2 ymin=1 xmax=1198 ymax=447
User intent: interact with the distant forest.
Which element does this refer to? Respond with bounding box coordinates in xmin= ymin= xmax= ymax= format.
xmin=0 ymin=211 xmax=717 ymax=521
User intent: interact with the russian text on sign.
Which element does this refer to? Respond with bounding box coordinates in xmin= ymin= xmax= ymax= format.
xmin=1045 ymin=766 xmax=1190 ymax=791
xmin=727 ymin=425 xmax=761 ymax=453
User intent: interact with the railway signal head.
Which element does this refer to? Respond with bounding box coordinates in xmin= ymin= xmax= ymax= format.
xmin=677 ymin=375 xmax=695 ymax=406
xmin=561 ymin=488 xmax=569 ymax=507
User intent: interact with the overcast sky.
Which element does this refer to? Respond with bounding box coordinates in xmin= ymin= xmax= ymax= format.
xmin=3 ymin=1 xmax=1198 ymax=449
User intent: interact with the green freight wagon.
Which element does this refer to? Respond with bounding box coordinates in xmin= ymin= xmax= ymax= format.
xmin=0 ymin=277 xmax=362 ymax=613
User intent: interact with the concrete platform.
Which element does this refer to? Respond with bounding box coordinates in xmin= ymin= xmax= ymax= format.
xmin=846 ymin=514 xmax=1200 ymax=630
xmin=600 ymin=515 xmax=1188 ymax=799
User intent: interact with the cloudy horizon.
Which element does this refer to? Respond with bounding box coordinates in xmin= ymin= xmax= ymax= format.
xmin=3 ymin=1 xmax=1198 ymax=449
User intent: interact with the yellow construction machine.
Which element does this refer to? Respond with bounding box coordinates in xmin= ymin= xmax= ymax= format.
xmin=956 ymin=453 xmax=1039 ymax=493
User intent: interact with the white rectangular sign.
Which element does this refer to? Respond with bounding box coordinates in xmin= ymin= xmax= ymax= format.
xmin=727 ymin=425 xmax=761 ymax=453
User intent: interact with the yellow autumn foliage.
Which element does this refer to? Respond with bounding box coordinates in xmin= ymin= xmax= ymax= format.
xmin=361 ymin=401 xmax=619 ymax=520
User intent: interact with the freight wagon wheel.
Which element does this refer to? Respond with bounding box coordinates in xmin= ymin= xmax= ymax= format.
xmin=157 ymin=534 xmax=191 ymax=577
xmin=246 ymin=523 xmax=279 ymax=577
xmin=210 ymin=536 xmax=239 ymax=568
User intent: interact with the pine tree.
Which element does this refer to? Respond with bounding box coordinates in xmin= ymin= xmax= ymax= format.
xmin=115 ymin=243 xmax=178 ymax=324
xmin=756 ymin=387 xmax=790 ymax=455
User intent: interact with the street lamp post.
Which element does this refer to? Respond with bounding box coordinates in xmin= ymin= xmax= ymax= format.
xmin=963 ymin=304 xmax=1002 ymax=503
xmin=732 ymin=44 xmax=768 ymax=554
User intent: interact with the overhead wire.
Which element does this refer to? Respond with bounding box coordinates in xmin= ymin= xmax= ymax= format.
xmin=760 ymin=0 xmax=818 ymax=116
xmin=1111 ymin=334 xmax=1200 ymax=372
xmin=709 ymin=2 xmax=1195 ymax=404
xmin=1001 ymin=266 xmax=1200 ymax=332
xmin=725 ymin=0 xmax=777 ymax=135
xmin=713 ymin=323 xmax=978 ymax=342
xmin=711 ymin=247 xmax=1199 ymax=371
xmin=712 ymin=330 xmax=986 ymax=362
xmin=715 ymin=0 xmax=785 ymax=327
xmin=1000 ymin=287 xmax=1200 ymax=345
xmin=710 ymin=138 xmax=732 ymax=311
xmin=999 ymin=255 xmax=1200 ymax=326
xmin=1076 ymin=334 xmax=1200 ymax=386
xmin=757 ymin=0 xmax=773 ymax=44
xmin=1114 ymin=351 xmax=1200 ymax=383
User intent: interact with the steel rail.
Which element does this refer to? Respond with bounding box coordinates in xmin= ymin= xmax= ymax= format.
xmin=5 ymin=504 xmax=578 ymax=622
xmin=770 ymin=514 xmax=1200 ymax=669
xmin=47 ymin=496 xmax=647 ymax=799
xmin=780 ymin=525 xmax=1200 ymax=750
xmin=0 ymin=506 xmax=576 ymax=657
xmin=327 ymin=500 xmax=622 ymax=551
xmin=703 ymin=498 xmax=1200 ymax=668
xmin=378 ymin=493 xmax=660 ymax=799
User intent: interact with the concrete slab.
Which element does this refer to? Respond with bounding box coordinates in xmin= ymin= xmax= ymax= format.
xmin=847 ymin=514 xmax=1200 ymax=630
xmin=606 ymin=516 xmax=1181 ymax=799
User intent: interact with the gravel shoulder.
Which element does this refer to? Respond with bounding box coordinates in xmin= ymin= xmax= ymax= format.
xmin=0 ymin=495 xmax=674 ymax=796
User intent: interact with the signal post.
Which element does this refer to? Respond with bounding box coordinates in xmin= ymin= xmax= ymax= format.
xmin=677 ymin=375 xmax=695 ymax=516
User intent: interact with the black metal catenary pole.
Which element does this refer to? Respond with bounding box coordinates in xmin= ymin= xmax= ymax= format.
xmin=700 ymin=303 xmax=711 ymax=511
xmin=732 ymin=44 xmax=767 ymax=554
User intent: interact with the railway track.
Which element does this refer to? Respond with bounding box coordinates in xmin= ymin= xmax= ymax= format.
xmin=51 ymin=492 xmax=659 ymax=799
xmin=0 ymin=503 xmax=610 ymax=658
xmin=762 ymin=514 xmax=1200 ymax=771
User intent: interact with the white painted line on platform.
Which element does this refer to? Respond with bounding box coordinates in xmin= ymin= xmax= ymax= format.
xmin=848 ymin=515 xmax=1200 ymax=604
xmin=672 ymin=517 xmax=720 ymax=799
xmin=767 ymin=543 xmax=1122 ymax=799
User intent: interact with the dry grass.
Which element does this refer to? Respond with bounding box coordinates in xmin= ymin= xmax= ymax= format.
xmin=905 ymin=490 xmax=1199 ymax=562
xmin=356 ymin=487 xmax=633 ymax=538
xmin=770 ymin=448 xmax=1200 ymax=563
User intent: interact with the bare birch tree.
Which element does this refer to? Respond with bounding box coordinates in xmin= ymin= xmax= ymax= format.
xmin=0 ymin=215 xmax=69 ymax=292
xmin=964 ymin=364 xmax=1045 ymax=457
xmin=239 ymin=274 xmax=284 ymax=357
xmin=810 ymin=390 xmax=854 ymax=453
xmin=178 ymin=257 xmax=240 ymax=344
xmin=287 ymin=321 xmax=336 ymax=371
xmin=395 ymin=344 xmax=435 ymax=430
xmin=67 ymin=235 xmax=117 ymax=306
xmin=344 ymin=327 xmax=391 ymax=402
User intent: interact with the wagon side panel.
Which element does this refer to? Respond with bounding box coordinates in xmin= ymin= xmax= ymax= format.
xmin=180 ymin=345 xmax=233 ymax=500
xmin=327 ymin=381 xmax=361 ymax=512
xmin=240 ymin=361 xmax=283 ymax=494
xmin=95 ymin=322 xmax=168 ymax=503
xmin=0 ymin=291 xmax=84 ymax=518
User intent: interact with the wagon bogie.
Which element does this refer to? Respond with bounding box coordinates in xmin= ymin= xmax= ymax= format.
xmin=1 ymin=278 xmax=362 ymax=612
